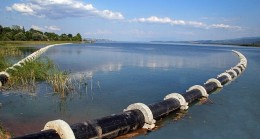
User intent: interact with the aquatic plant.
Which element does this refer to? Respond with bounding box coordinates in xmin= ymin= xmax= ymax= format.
xmin=46 ymin=69 xmax=72 ymax=98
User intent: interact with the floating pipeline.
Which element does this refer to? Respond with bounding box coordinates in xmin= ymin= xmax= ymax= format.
xmin=0 ymin=43 xmax=71 ymax=88
xmin=13 ymin=50 xmax=247 ymax=139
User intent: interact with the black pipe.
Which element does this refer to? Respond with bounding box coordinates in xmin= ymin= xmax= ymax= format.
xmin=13 ymin=129 xmax=60 ymax=139
xmin=13 ymin=110 xmax=145 ymax=139
xmin=227 ymin=71 xmax=235 ymax=79
xmin=87 ymin=109 xmax=145 ymax=139
xmin=241 ymin=64 xmax=246 ymax=69
xmin=182 ymin=89 xmax=202 ymax=104
xmin=203 ymin=82 xmax=218 ymax=93
xmin=217 ymin=75 xmax=229 ymax=85
xmin=232 ymin=68 xmax=240 ymax=75
xmin=237 ymin=65 xmax=244 ymax=71
xmin=148 ymin=98 xmax=181 ymax=120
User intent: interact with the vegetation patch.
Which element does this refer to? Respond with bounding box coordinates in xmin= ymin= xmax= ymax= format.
xmin=2 ymin=58 xmax=74 ymax=98
xmin=0 ymin=45 xmax=74 ymax=98
xmin=0 ymin=25 xmax=82 ymax=41
xmin=0 ymin=122 xmax=11 ymax=139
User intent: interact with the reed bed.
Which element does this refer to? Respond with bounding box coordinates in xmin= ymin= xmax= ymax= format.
xmin=47 ymin=70 xmax=72 ymax=98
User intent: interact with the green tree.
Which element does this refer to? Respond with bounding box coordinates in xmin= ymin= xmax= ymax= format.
xmin=2 ymin=32 xmax=13 ymax=41
xmin=32 ymin=32 xmax=44 ymax=41
xmin=72 ymin=33 xmax=82 ymax=41
xmin=14 ymin=32 xmax=26 ymax=41
xmin=59 ymin=33 xmax=68 ymax=41
xmin=68 ymin=34 xmax=73 ymax=41
xmin=44 ymin=32 xmax=59 ymax=41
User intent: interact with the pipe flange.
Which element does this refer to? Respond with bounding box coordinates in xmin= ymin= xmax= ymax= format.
xmin=237 ymin=63 xmax=245 ymax=70
xmin=164 ymin=93 xmax=189 ymax=110
xmin=226 ymin=69 xmax=237 ymax=78
xmin=13 ymin=63 xmax=23 ymax=68
xmin=124 ymin=103 xmax=156 ymax=129
xmin=0 ymin=71 xmax=10 ymax=78
xmin=232 ymin=67 xmax=241 ymax=75
xmin=43 ymin=119 xmax=75 ymax=139
xmin=187 ymin=85 xmax=208 ymax=97
xmin=237 ymin=65 xmax=244 ymax=72
xmin=205 ymin=78 xmax=223 ymax=88
xmin=5 ymin=67 xmax=17 ymax=72
xmin=218 ymin=72 xmax=232 ymax=81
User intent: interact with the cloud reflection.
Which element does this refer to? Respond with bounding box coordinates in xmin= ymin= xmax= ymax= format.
xmin=47 ymin=44 xmax=237 ymax=79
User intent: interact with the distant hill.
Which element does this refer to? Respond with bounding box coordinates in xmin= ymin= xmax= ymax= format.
xmin=151 ymin=36 xmax=260 ymax=47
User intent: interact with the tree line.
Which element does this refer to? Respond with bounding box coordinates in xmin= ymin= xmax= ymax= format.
xmin=0 ymin=25 xmax=82 ymax=41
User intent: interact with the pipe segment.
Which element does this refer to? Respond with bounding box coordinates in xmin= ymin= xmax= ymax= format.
xmin=148 ymin=99 xmax=181 ymax=119
xmin=125 ymin=103 xmax=156 ymax=129
xmin=205 ymin=78 xmax=223 ymax=88
xmin=232 ymin=67 xmax=241 ymax=75
xmin=226 ymin=69 xmax=238 ymax=78
xmin=187 ymin=85 xmax=209 ymax=98
xmin=164 ymin=93 xmax=188 ymax=110
xmin=203 ymin=81 xmax=219 ymax=93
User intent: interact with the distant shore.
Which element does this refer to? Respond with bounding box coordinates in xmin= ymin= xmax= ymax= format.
xmin=151 ymin=41 xmax=260 ymax=47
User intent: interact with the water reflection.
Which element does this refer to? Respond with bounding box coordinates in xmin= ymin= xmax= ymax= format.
xmin=46 ymin=43 xmax=237 ymax=77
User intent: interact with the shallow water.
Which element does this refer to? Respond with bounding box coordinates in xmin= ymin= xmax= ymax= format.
xmin=0 ymin=42 xmax=259 ymax=138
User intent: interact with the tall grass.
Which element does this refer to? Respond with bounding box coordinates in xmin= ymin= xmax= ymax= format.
xmin=47 ymin=69 xmax=72 ymax=98
xmin=4 ymin=58 xmax=73 ymax=97
xmin=5 ymin=58 xmax=50 ymax=91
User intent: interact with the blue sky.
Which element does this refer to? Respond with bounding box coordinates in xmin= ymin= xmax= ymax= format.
xmin=1 ymin=0 xmax=260 ymax=41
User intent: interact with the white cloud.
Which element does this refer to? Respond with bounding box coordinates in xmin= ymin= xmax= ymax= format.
xmin=7 ymin=0 xmax=124 ymax=20
xmin=31 ymin=25 xmax=44 ymax=31
xmin=133 ymin=16 xmax=241 ymax=30
xmin=45 ymin=26 xmax=61 ymax=31
xmin=9 ymin=3 xmax=34 ymax=15
xmin=210 ymin=24 xmax=241 ymax=30
xmin=31 ymin=25 xmax=61 ymax=31
xmin=133 ymin=16 xmax=186 ymax=26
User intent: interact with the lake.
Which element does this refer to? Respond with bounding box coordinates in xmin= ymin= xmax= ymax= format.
xmin=0 ymin=42 xmax=259 ymax=138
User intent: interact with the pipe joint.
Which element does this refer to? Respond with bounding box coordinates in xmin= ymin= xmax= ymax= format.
xmin=226 ymin=69 xmax=238 ymax=78
xmin=187 ymin=85 xmax=209 ymax=98
xmin=42 ymin=119 xmax=75 ymax=139
xmin=205 ymin=78 xmax=223 ymax=88
xmin=232 ymin=67 xmax=242 ymax=75
xmin=164 ymin=93 xmax=188 ymax=110
xmin=218 ymin=72 xmax=232 ymax=81
xmin=125 ymin=103 xmax=156 ymax=130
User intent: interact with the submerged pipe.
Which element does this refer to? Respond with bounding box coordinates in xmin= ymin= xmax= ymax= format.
xmin=13 ymin=50 xmax=247 ymax=139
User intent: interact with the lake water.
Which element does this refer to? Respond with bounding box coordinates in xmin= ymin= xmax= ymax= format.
xmin=0 ymin=42 xmax=259 ymax=138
